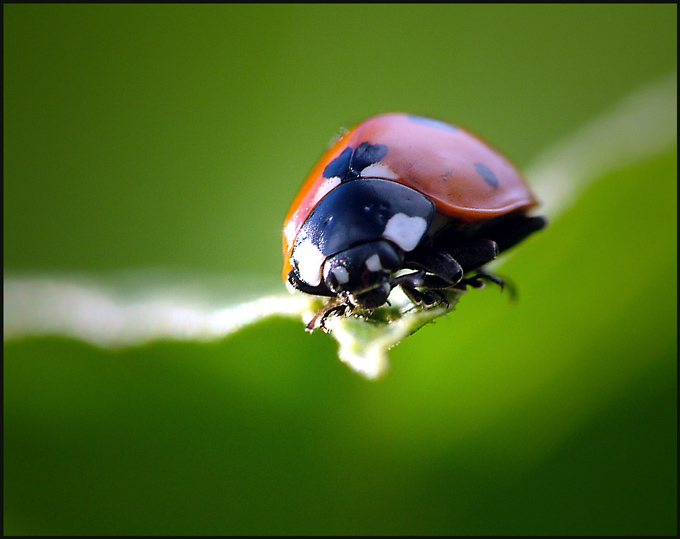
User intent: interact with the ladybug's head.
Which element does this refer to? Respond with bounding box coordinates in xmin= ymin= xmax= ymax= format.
xmin=288 ymin=178 xmax=435 ymax=309
xmin=322 ymin=240 xmax=404 ymax=309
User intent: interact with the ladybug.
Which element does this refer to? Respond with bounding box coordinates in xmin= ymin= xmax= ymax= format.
xmin=283 ymin=113 xmax=546 ymax=328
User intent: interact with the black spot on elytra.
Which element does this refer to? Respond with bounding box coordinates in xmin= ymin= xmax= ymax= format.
xmin=474 ymin=162 xmax=499 ymax=188
xmin=352 ymin=142 xmax=388 ymax=172
xmin=323 ymin=147 xmax=352 ymax=179
xmin=322 ymin=142 xmax=388 ymax=182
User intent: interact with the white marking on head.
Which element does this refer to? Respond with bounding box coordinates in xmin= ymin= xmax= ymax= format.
xmin=332 ymin=266 xmax=350 ymax=285
xmin=365 ymin=253 xmax=383 ymax=272
xmin=360 ymin=163 xmax=398 ymax=180
xmin=383 ymin=213 xmax=428 ymax=252
xmin=293 ymin=240 xmax=326 ymax=287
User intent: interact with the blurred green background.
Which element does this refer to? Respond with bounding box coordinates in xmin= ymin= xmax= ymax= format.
xmin=4 ymin=4 xmax=676 ymax=535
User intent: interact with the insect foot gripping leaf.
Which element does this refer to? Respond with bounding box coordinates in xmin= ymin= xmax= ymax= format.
xmin=299 ymin=286 xmax=464 ymax=379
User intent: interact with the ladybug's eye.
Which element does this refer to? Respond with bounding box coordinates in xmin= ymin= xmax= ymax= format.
xmin=322 ymin=241 xmax=404 ymax=295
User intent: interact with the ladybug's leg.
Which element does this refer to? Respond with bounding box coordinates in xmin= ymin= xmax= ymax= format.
xmin=394 ymin=255 xmax=458 ymax=307
xmin=459 ymin=271 xmax=504 ymax=290
xmin=439 ymin=238 xmax=515 ymax=296
xmin=446 ymin=239 xmax=499 ymax=274
xmin=465 ymin=271 xmax=505 ymax=288
xmin=400 ymin=286 xmax=449 ymax=307
xmin=317 ymin=303 xmax=349 ymax=333
xmin=393 ymin=270 xmax=448 ymax=306
xmin=403 ymin=247 xmax=464 ymax=288
xmin=457 ymin=271 xmax=518 ymax=300
xmin=306 ymin=300 xmax=350 ymax=332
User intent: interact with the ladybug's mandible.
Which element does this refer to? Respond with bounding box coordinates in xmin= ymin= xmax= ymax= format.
xmin=282 ymin=113 xmax=546 ymax=328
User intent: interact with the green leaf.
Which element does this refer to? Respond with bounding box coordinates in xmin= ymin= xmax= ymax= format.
xmin=5 ymin=74 xmax=676 ymax=378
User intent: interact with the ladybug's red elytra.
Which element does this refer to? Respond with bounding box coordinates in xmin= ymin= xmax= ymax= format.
xmin=283 ymin=113 xmax=546 ymax=329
